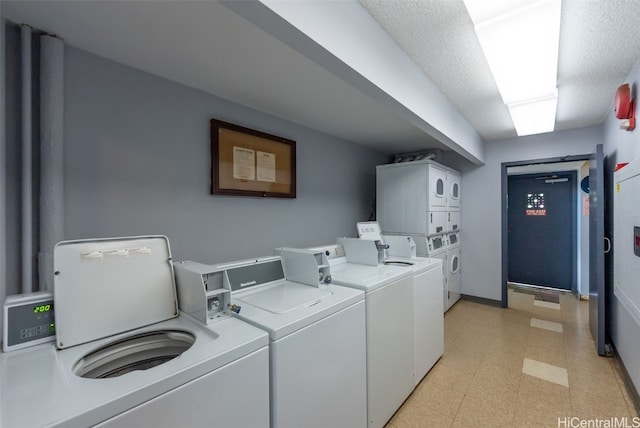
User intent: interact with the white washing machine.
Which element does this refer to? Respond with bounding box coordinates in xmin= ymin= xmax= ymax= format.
xmin=0 ymin=236 xmax=270 ymax=428
xmin=313 ymin=240 xmax=414 ymax=428
xmin=385 ymin=255 xmax=444 ymax=385
xmin=357 ymin=222 xmax=444 ymax=385
xmin=210 ymin=252 xmax=368 ymax=428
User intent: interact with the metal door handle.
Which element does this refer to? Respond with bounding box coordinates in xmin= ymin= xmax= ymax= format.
xmin=604 ymin=237 xmax=611 ymax=254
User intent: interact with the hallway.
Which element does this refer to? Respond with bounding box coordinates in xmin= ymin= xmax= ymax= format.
xmin=387 ymin=289 xmax=639 ymax=427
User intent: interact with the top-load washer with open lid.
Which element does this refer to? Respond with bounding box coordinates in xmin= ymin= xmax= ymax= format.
xmin=0 ymin=236 xmax=270 ymax=428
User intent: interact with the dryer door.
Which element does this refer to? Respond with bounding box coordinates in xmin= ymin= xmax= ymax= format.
xmin=450 ymin=254 xmax=459 ymax=275
xmin=427 ymin=165 xmax=448 ymax=211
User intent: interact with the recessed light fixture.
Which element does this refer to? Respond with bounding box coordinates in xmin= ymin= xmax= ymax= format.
xmin=463 ymin=0 xmax=561 ymax=136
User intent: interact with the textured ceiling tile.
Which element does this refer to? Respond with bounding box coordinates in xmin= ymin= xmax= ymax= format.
xmin=360 ymin=0 xmax=640 ymax=141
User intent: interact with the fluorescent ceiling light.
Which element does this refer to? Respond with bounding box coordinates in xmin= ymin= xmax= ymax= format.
xmin=463 ymin=0 xmax=561 ymax=136
xmin=508 ymin=93 xmax=558 ymax=136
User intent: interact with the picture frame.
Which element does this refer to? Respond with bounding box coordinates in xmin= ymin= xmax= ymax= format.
xmin=210 ymin=119 xmax=296 ymax=198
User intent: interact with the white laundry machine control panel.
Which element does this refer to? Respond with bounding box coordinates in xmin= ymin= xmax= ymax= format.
xmin=275 ymin=248 xmax=333 ymax=287
xmin=427 ymin=235 xmax=448 ymax=254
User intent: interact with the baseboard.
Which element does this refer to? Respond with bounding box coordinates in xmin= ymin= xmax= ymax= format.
xmin=611 ymin=343 xmax=640 ymax=415
xmin=460 ymin=294 xmax=503 ymax=308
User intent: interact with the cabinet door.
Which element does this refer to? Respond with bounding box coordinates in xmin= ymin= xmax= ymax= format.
xmin=427 ymin=211 xmax=448 ymax=235
xmin=448 ymin=211 xmax=461 ymax=232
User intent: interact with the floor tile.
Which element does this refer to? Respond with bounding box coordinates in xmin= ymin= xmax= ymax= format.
xmin=522 ymin=358 xmax=570 ymax=387
xmin=386 ymin=290 xmax=639 ymax=428
xmin=501 ymin=308 xmax=533 ymax=326
xmin=530 ymin=317 xmax=564 ymax=333
xmin=515 ymin=375 xmax=572 ymax=417
xmin=534 ymin=299 xmax=561 ymax=310
xmin=527 ymin=327 xmax=565 ymax=352
xmin=525 ymin=343 xmax=568 ymax=368
xmin=451 ymin=394 xmax=515 ymax=427
xmin=571 ymin=389 xmax=632 ymax=419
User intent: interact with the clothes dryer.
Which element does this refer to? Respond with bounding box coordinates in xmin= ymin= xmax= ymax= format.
xmin=0 ymin=236 xmax=270 ymax=428
xmin=213 ymin=253 xmax=367 ymax=428
xmin=446 ymin=231 xmax=461 ymax=310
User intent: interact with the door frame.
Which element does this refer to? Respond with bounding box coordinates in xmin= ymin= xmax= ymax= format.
xmin=501 ymin=154 xmax=591 ymax=308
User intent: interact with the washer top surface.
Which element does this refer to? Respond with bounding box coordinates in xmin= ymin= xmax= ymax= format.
xmin=0 ymin=315 xmax=268 ymax=428
xmin=384 ymin=256 xmax=443 ymax=274
xmin=237 ymin=281 xmax=333 ymax=314
xmin=232 ymin=280 xmax=364 ymax=340
xmin=328 ymin=258 xmax=413 ymax=292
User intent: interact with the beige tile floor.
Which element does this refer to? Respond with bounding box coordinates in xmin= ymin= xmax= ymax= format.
xmin=386 ymin=289 xmax=640 ymax=428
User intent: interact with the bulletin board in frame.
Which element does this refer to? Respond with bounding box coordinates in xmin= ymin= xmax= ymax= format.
xmin=210 ymin=119 xmax=296 ymax=198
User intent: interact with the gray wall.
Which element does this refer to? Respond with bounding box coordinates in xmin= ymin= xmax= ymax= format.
xmin=460 ymin=125 xmax=603 ymax=301
xmin=602 ymin=57 xmax=640 ymax=393
xmin=4 ymin=24 xmax=23 ymax=298
xmin=59 ymin=47 xmax=386 ymax=266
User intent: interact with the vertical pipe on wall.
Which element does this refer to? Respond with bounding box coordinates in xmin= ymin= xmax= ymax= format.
xmin=1 ymin=19 xmax=7 ymax=334
xmin=39 ymin=35 xmax=64 ymax=292
xmin=21 ymin=24 xmax=33 ymax=294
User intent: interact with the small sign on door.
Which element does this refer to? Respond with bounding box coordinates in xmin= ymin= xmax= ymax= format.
xmin=526 ymin=193 xmax=546 ymax=216
xmin=526 ymin=209 xmax=547 ymax=216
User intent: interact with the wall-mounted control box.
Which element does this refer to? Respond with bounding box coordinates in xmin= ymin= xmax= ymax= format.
xmin=3 ymin=291 xmax=56 ymax=352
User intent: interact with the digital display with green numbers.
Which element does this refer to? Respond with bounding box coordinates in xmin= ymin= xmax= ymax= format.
xmin=34 ymin=304 xmax=53 ymax=314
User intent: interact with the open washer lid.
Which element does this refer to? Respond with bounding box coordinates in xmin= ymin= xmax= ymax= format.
xmin=54 ymin=236 xmax=178 ymax=349
xmin=356 ymin=221 xmax=384 ymax=241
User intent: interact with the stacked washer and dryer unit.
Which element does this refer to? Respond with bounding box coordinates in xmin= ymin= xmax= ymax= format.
xmin=377 ymin=159 xmax=462 ymax=312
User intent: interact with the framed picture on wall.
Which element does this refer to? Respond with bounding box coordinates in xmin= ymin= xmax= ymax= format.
xmin=210 ymin=119 xmax=296 ymax=198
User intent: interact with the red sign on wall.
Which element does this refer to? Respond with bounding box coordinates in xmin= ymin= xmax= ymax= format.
xmin=526 ymin=209 xmax=547 ymax=216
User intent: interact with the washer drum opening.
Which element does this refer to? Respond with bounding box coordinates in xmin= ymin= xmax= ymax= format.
xmin=384 ymin=261 xmax=414 ymax=266
xmin=73 ymin=330 xmax=195 ymax=379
